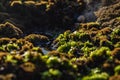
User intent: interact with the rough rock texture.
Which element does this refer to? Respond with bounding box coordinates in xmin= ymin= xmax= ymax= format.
xmin=96 ymin=2 xmax=120 ymax=28
xmin=0 ymin=0 xmax=86 ymax=34
xmin=77 ymin=0 xmax=120 ymax=23
xmin=0 ymin=1 xmax=120 ymax=80
xmin=0 ymin=22 xmax=23 ymax=38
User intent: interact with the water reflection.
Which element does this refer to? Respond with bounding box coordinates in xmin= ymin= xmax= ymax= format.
xmin=41 ymin=47 xmax=50 ymax=54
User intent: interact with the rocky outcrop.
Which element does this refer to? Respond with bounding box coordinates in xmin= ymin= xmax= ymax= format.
xmin=24 ymin=34 xmax=49 ymax=46
xmin=0 ymin=22 xmax=23 ymax=38
xmin=0 ymin=1 xmax=120 ymax=80
xmin=77 ymin=0 xmax=120 ymax=23
xmin=96 ymin=2 xmax=120 ymax=28
xmin=0 ymin=0 xmax=85 ymax=34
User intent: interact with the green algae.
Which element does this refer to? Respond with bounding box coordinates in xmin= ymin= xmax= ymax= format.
xmin=0 ymin=0 xmax=119 ymax=80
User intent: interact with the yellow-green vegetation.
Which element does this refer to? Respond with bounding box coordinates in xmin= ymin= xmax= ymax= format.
xmin=0 ymin=0 xmax=120 ymax=80
xmin=0 ymin=38 xmax=43 ymax=54
xmin=51 ymin=22 xmax=120 ymax=79
xmin=82 ymin=72 xmax=109 ymax=80
xmin=0 ymin=21 xmax=119 ymax=80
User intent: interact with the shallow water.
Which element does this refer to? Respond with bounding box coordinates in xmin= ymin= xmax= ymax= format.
xmin=41 ymin=47 xmax=50 ymax=54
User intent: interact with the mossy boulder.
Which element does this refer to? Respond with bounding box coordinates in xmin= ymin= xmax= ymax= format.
xmin=24 ymin=34 xmax=49 ymax=46
xmin=0 ymin=22 xmax=23 ymax=38
xmin=0 ymin=38 xmax=43 ymax=54
xmin=80 ymin=22 xmax=100 ymax=30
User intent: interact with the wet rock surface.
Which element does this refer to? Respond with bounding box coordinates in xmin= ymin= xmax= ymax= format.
xmin=0 ymin=22 xmax=23 ymax=38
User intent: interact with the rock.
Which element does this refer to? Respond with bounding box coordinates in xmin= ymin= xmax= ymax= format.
xmin=77 ymin=15 xmax=85 ymax=23
xmin=24 ymin=34 xmax=49 ymax=46
xmin=78 ymin=12 xmax=97 ymax=22
xmin=96 ymin=2 xmax=120 ymax=28
xmin=0 ymin=22 xmax=23 ymax=38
